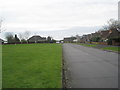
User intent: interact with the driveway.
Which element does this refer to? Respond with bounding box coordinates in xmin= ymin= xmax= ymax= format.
xmin=62 ymin=43 xmax=118 ymax=88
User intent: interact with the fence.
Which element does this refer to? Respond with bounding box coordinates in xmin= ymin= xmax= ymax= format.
xmin=112 ymin=40 xmax=120 ymax=46
xmin=90 ymin=41 xmax=120 ymax=46
xmin=90 ymin=42 xmax=108 ymax=45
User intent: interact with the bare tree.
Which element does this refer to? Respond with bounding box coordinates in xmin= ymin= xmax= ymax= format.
xmin=0 ymin=18 xmax=6 ymax=33
xmin=47 ymin=36 xmax=52 ymax=43
xmin=102 ymin=19 xmax=120 ymax=31
xmin=0 ymin=19 xmax=3 ymax=33
xmin=18 ymin=32 xmax=24 ymax=43
xmin=5 ymin=32 xmax=14 ymax=44
xmin=23 ymin=31 xmax=31 ymax=43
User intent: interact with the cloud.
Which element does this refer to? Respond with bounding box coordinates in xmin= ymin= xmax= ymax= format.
xmin=0 ymin=0 xmax=118 ymax=32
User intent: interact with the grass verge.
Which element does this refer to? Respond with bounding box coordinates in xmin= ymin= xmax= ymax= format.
xmin=78 ymin=43 xmax=97 ymax=47
xmin=102 ymin=47 xmax=120 ymax=52
xmin=77 ymin=43 xmax=120 ymax=52
xmin=3 ymin=44 xmax=62 ymax=88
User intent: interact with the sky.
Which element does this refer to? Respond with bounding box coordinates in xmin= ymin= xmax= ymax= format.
xmin=0 ymin=0 xmax=119 ymax=40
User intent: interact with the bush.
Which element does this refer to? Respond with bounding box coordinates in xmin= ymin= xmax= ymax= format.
xmin=107 ymin=37 xmax=120 ymax=45
xmin=91 ymin=37 xmax=101 ymax=42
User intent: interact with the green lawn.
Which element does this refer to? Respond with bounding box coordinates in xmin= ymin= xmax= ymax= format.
xmin=78 ymin=43 xmax=97 ymax=47
xmin=102 ymin=47 xmax=120 ymax=52
xmin=0 ymin=45 xmax=2 ymax=89
xmin=2 ymin=44 xmax=62 ymax=88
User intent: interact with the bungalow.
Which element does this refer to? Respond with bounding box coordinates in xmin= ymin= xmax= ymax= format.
xmin=64 ymin=37 xmax=73 ymax=43
xmin=99 ymin=30 xmax=110 ymax=42
xmin=91 ymin=32 xmax=101 ymax=39
xmin=107 ymin=29 xmax=120 ymax=45
xmin=86 ymin=34 xmax=92 ymax=42
xmin=28 ymin=35 xmax=46 ymax=43
xmin=99 ymin=29 xmax=120 ymax=41
xmin=64 ymin=37 xmax=76 ymax=43
xmin=94 ymin=29 xmax=120 ymax=45
xmin=107 ymin=29 xmax=120 ymax=39
xmin=76 ymin=29 xmax=120 ymax=45
xmin=0 ymin=38 xmax=4 ymax=44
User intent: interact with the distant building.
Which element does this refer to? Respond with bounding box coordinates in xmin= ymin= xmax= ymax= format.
xmin=76 ymin=35 xmax=82 ymax=42
xmin=0 ymin=38 xmax=4 ymax=44
xmin=63 ymin=37 xmax=76 ymax=43
xmin=100 ymin=30 xmax=110 ymax=42
xmin=107 ymin=29 xmax=120 ymax=38
xmin=28 ymin=35 xmax=46 ymax=43
xmin=64 ymin=37 xmax=73 ymax=43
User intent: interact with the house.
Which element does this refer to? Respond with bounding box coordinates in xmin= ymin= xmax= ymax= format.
xmin=76 ymin=28 xmax=120 ymax=45
xmin=28 ymin=35 xmax=46 ymax=43
xmin=80 ymin=35 xmax=88 ymax=43
xmin=76 ymin=35 xmax=81 ymax=42
xmin=99 ymin=29 xmax=120 ymax=41
xmin=64 ymin=36 xmax=76 ymax=43
xmin=91 ymin=32 xmax=101 ymax=39
xmin=107 ymin=29 xmax=120 ymax=45
xmin=93 ymin=29 xmax=120 ymax=45
xmin=73 ymin=39 xmax=78 ymax=43
xmin=86 ymin=34 xmax=92 ymax=42
xmin=107 ymin=29 xmax=120 ymax=39
xmin=0 ymin=38 xmax=4 ymax=44
xmin=99 ymin=30 xmax=110 ymax=42
xmin=64 ymin=37 xmax=73 ymax=43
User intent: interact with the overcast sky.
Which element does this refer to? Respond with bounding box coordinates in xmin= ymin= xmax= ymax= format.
xmin=0 ymin=0 xmax=119 ymax=32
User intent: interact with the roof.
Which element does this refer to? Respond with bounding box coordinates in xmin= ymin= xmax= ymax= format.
xmin=64 ymin=37 xmax=72 ymax=40
xmin=0 ymin=38 xmax=4 ymax=44
xmin=99 ymin=29 xmax=120 ymax=39
xmin=100 ymin=30 xmax=110 ymax=39
xmin=108 ymin=29 xmax=120 ymax=38
xmin=64 ymin=37 xmax=73 ymax=41
xmin=91 ymin=32 xmax=101 ymax=37
xmin=28 ymin=35 xmax=46 ymax=42
xmin=0 ymin=38 xmax=4 ymax=42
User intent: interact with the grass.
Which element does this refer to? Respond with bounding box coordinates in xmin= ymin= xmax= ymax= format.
xmin=78 ymin=43 xmax=97 ymax=47
xmin=2 ymin=43 xmax=62 ymax=88
xmin=77 ymin=43 xmax=120 ymax=52
xmin=0 ymin=45 xmax=2 ymax=89
xmin=102 ymin=47 xmax=120 ymax=52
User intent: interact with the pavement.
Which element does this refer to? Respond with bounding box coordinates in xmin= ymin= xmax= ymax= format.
xmin=62 ymin=43 xmax=118 ymax=88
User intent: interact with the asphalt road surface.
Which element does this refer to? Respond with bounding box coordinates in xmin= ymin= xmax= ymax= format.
xmin=63 ymin=43 xmax=118 ymax=88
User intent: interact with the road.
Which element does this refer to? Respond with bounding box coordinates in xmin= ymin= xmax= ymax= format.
xmin=62 ymin=43 xmax=118 ymax=88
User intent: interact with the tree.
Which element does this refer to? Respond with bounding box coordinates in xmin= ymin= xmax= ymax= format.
xmin=21 ymin=39 xmax=27 ymax=43
xmin=5 ymin=32 xmax=14 ymax=44
xmin=51 ymin=39 xmax=56 ymax=43
xmin=0 ymin=19 xmax=3 ymax=33
xmin=0 ymin=18 xmax=5 ymax=33
xmin=23 ymin=31 xmax=31 ymax=43
xmin=107 ymin=19 xmax=120 ymax=30
xmin=102 ymin=19 xmax=120 ymax=31
xmin=47 ymin=36 xmax=52 ymax=43
xmin=14 ymin=34 xmax=20 ymax=44
xmin=18 ymin=32 xmax=24 ymax=43
xmin=91 ymin=37 xmax=101 ymax=42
